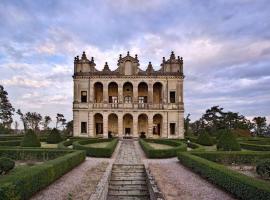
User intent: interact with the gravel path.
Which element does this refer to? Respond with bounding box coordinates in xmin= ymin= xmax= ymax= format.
xmin=135 ymin=141 xmax=237 ymax=200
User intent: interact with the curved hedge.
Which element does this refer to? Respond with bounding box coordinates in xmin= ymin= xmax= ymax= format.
xmin=73 ymin=138 xmax=118 ymax=158
xmin=197 ymin=131 xmax=214 ymax=146
xmin=0 ymin=140 xmax=21 ymax=147
xmin=20 ymin=130 xmax=41 ymax=147
xmin=58 ymin=140 xmax=73 ymax=149
xmin=0 ymin=150 xmax=85 ymax=200
xmin=240 ymin=142 xmax=270 ymax=151
xmin=178 ymin=152 xmax=270 ymax=200
xmin=139 ymin=139 xmax=186 ymax=158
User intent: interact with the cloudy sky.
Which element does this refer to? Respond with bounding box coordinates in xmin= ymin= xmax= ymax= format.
xmin=0 ymin=0 xmax=270 ymax=127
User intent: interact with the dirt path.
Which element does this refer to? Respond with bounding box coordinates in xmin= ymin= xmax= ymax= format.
xmin=134 ymin=141 xmax=237 ymax=200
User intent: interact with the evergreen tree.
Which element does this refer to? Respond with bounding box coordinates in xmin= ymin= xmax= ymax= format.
xmin=0 ymin=85 xmax=15 ymax=128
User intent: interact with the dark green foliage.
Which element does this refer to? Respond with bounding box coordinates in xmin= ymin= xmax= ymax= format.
xmin=190 ymin=151 xmax=270 ymax=164
xmin=0 ymin=150 xmax=85 ymax=200
xmin=20 ymin=130 xmax=41 ymax=147
xmin=217 ymin=130 xmax=241 ymax=151
xmin=0 ymin=140 xmax=21 ymax=146
xmin=73 ymin=138 xmax=118 ymax=157
xmin=178 ymin=152 xmax=270 ymax=200
xmin=58 ymin=140 xmax=73 ymax=149
xmin=256 ymin=159 xmax=270 ymax=179
xmin=197 ymin=131 xmax=214 ymax=146
xmin=47 ymin=128 xmax=62 ymax=144
xmin=139 ymin=139 xmax=186 ymax=158
xmin=0 ymin=124 xmax=13 ymax=134
xmin=0 ymin=157 xmax=15 ymax=174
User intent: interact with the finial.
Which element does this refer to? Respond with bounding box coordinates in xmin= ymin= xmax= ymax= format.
xmin=82 ymin=51 xmax=87 ymax=59
xmin=127 ymin=51 xmax=130 ymax=56
xmin=91 ymin=57 xmax=94 ymax=62
xmin=105 ymin=62 xmax=108 ymax=66
xmin=103 ymin=62 xmax=110 ymax=71
xmin=163 ymin=57 xmax=165 ymax=62
xmin=135 ymin=54 xmax=138 ymax=60
xmin=170 ymin=51 xmax=175 ymax=59
xmin=119 ymin=54 xmax=122 ymax=60
xmin=76 ymin=55 xmax=79 ymax=60
xmin=74 ymin=56 xmax=77 ymax=62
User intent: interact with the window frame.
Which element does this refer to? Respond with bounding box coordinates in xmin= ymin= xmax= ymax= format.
xmin=81 ymin=91 xmax=87 ymax=103
xmin=81 ymin=122 xmax=87 ymax=134
xmin=169 ymin=91 xmax=176 ymax=103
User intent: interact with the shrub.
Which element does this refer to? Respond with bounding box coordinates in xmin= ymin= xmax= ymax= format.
xmin=197 ymin=131 xmax=214 ymax=146
xmin=217 ymin=130 xmax=241 ymax=151
xmin=0 ymin=150 xmax=85 ymax=199
xmin=256 ymin=159 xmax=270 ymax=179
xmin=139 ymin=139 xmax=186 ymax=158
xmin=73 ymin=138 xmax=118 ymax=157
xmin=47 ymin=128 xmax=62 ymax=144
xmin=0 ymin=157 xmax=15 ymax=174
xmin=20 ymin=130 xmax=41 ymax=147
xmin=0 ymin=140 xmax=21 ymax=146
xmin=240 ymin=142 xmax=270 ymax=151
xmin=178 ymin=152 xmax=270 ymax=200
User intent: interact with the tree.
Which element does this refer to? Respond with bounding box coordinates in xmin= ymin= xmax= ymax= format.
xmin=0 ymin=85 xmax=15 ymax=128
xmin=56 ymin=113 xmax=66 ymax=129
xmin=252 ymin=116 xmax=267 ymax=136
xmin=184 ymin=113 xmax=191 ymax=135
xmin=25 ymin=112 xmax=42 ymax=131
xmin=42 ymin=116 xmax=52 ymax=130
xmin=16 ymin=109 xmax=27 ymax=131
xmin=14 ymin=121 xmax=19 ymax=134
xmin=65 ymin=120 xmax=73 ymax=135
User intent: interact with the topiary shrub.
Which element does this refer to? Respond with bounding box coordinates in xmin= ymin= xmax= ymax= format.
xmin=217 ymin=130 xmax=241 ymax=151
xmin=0 ymin=157 xmax=15 ymax=174
xmin=256 ymin=159 xmax=270 ymax=179
xmin=197 ymin=131 xmax=214 ymax=146
xmin=20 ymin=129 xmax=41 ymax=147
xmin=47 ymin=128 xmax=62 ymax=144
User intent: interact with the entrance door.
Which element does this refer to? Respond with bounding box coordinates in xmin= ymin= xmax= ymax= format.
xmin=125 ymin=128 xmax=131 ymax=135
xmin=96 ymin=123 xmax=103 ymax=135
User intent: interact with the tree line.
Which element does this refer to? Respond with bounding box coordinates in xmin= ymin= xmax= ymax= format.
xmin=0 ymin=85 xmax=72 ymax=134
xmin=185 ymin=106 xmax=270 ymax=137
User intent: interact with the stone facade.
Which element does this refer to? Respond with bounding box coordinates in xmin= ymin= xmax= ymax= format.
xmin=73 ymin=51 xmax=184 ymax=138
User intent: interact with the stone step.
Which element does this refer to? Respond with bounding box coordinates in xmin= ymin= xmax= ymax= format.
xmin=112 ymin=170 xmax=145 ymax=173
xmin=108 ymin=190 xmax=149 ymax=196
xmin=110 ymin=176 xmax=146 ymax=181
xmin=107 ymin=195 xmax=150 ymax=200
xmin=109 ymin=184 xmax=148 ymax=190
xmin=113 ymin=164 xmax=144 ymax=168
xmin=110 ymin=180 xmax=147 ymax=185
xmin=111 ymin=172 xmax=145 ymax=177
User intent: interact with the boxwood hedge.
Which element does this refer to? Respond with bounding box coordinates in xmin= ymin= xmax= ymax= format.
xmin=139 ymin=139 xmax=186 ymax=158
xmin=73 ymin=138 xmax=118 ymax=158
xmin=240 ymin=142 xmax=270 ymax=151
xmin=178 ymin=152 xmax=270 ymax=200
xmin=0 ymin=140 xmax=21 ymax=147
xmin=0 ymin=149 xmax=85 ymax=200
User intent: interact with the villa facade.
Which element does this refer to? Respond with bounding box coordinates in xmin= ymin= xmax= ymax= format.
xmin=73 ymin=51 xmax=184 ymax=138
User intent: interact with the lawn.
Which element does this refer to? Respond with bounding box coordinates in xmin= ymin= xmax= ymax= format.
xmin=84 ymin=141 xmax=111 ymax=148
xmin=147 ymin=142 xmax=174 ymax=149
xmin=41 ymin=142 xmax=58 ymax=148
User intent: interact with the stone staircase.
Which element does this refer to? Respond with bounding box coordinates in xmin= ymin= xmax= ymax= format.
xmin=107 ymin=164 xmax=150 ymax=200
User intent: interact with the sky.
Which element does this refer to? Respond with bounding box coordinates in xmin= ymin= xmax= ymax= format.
xmin=0 ymin=0 xmax=270 ymax=128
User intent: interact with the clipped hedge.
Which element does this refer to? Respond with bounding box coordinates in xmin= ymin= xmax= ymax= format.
xmin=73 ymin=138 xmax=118 ymax=158
xmin=0 ymin=140 xmax=21 ymax=147
xmin=20 ymin=130 xmax=41 ymax=147
xmin=186 ymin=141 xmax=205 ymax=151
xmin=139 ymin=139 xmax=186 ymax=158
xmin=190 ymin=151 xmax=270 ymax=164
xmin=58 ymin=140 xmax=73 ymax=149
xmin=217 ymin=131 xmax=241 ymax=151
xmin=197 ymin=131 xmax=214 ymax=146
xmin=0 ymin=150 xmax=85 ymax=200
xmin=47 ymin=128 xmax=62 ymax=144
xmin=240 ymin=142 xmax=270 ymax=151
xmin=178 ymin=152 xmax=270 ymax=200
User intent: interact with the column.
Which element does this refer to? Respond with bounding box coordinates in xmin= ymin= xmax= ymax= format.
xmin=179 ymin=112 xmax=184 ymax=139
xmin=88 ymin=112 xmax=94 ymax=137
xmin=133 ymin=113 xmax=138 ymax=137
xmin=133 ymin=81 xmax=138 ymax=104
xmin=73 ymin=111 xmax=79 ymax=137
xmin=103 ymin=82 xmax=108 ymax=107
xmin=118 ymin=83 xmax=123 ymax=105
xmin=89 ymin=81 xmax=94 ymax=103
xmin=148 ymin=82 xmax=153 ymax=106
xmin=118 ymin=112 xmax=123 ymax=138
xmin=163 ymin=112 xmax=168 ymax=138
xmin=148 ymin=113 xmax=153 ymax=138
xmin=103 ymin=113 xmax=108 ymax=138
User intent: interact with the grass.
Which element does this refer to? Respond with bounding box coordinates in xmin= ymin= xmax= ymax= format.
xmin=40 ymin=142 xmax=58 ymax=148
xmin=84 ymin=142 xmax=110 ymax=148
xmin=147 ymin=142 xmax=174 ymax=149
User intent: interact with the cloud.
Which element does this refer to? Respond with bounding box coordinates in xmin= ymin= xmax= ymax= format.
xmin=1 ymin=75 xmax=51 ymax=88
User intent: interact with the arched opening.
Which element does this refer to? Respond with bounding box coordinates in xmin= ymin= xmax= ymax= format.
xmin=123 ymin=82 xmax=133 ymax=104
xmin=153 ymin=82 xmax=162 ymax=104
xmin=108 ymin=82 xmax=118 ymax=106
xmin=123 ymin=114 xmax=133 ymax=136
xmin=94 ymin=113 xmax=103 ymax=136
xmin=153 ymin=114 xmax=162 ymax=136
xmin=138 ymin=114 xmax=148 ymax=138
xmin=138 ymin=82 xmax=148 ymax=108
xmin=94 ymin=82 xmax=103 ymax=103
xmin=108 ymin=113 xmax=118 ymax=138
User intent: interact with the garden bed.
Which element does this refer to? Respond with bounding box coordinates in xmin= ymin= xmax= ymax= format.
xmin=73 ymin=138 xmax=118 ymax=158
xmin=139 ymin=139 xmax=186 ymax=158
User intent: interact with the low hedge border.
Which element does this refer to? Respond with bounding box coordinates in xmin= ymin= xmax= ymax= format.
xmin=190 ymin=151 xmax=270 ymax=164
xmin=186 ymin=141 xmax=205 ymax=151
xmin=73 ymin=138 xmax=118 ymax=158
xmin=240 ymin=142 xmax=270 ymax=151
xmin=0 ymin=140 xmax=21 ymax=147
xmin=139 ymin=139 xmax=186 ymax=158
xmin=178 ymin=152 xmax=270 ymax=200
xmin=0 ymin=149 xmax=85 ymax=200
xmin=58 ymin=140 xmax=73 ymax=149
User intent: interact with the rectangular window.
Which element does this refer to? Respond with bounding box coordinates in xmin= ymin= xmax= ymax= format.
xmin=81 ymin=91 xmax=87 ymax=103
xmin=170 ymin=123 xmax=176 ymax=135
xmin=81 ymin=122 xmax=87 ymax=134
xmin=170 ymin=91 xmax=176 ymax=103
xmin=109 ymin=96 xmax=118 ymax=103
xmin=124 ymin=96 xmax=132 ymax=103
